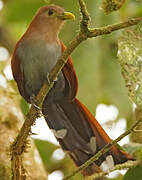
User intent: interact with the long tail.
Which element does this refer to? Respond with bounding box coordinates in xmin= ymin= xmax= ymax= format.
xmin=42 ymin=97 xmax=134 ymax=176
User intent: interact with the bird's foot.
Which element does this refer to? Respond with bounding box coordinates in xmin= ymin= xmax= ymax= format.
xmin=30 ymin=94 xmax=41 ymax=110
xmin=54 ymin=76 xmax=58 ymax=82
xmin=46 ymin=72 xmax=57 ymax=84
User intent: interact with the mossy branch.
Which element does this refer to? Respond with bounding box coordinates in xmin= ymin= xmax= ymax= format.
xmin=11 ymin=0 xmax=142 ymax=179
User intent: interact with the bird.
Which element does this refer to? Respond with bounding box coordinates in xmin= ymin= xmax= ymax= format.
xmin=11 ymin=5 xmax=134 ymax=176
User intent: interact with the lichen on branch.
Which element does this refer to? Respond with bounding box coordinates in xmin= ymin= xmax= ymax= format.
xmin=100 ymin=0 xmax=126 ymax=14
xmin=118 ymin=24 xmax=142 ymax=107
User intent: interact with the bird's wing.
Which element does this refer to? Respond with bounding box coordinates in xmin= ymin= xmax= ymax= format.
xmin=60 ymin=41 xmax=78 ymax=100
xmin=11 ymin=43 xmax=30 ymax=102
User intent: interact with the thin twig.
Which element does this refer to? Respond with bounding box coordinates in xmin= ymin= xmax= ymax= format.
xmin=88 ymin=17 xmax=142 ymax=37
xmin=90 ymin=160 xmax=142 ymax=180
xmin=11 ymin=0 xmax=142 ymax=179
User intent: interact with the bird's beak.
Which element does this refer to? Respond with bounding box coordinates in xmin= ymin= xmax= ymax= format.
xmin=57 ymin=12 xmax=75 ymax=21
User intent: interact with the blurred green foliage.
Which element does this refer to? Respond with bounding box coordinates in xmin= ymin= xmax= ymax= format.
xmin=35 ymin=139 xmax=83 ymax=179
xmin=0 ymin=0 xmax=142 ymax=179
xmin=123 ymin=165 xmax=142 ymax=180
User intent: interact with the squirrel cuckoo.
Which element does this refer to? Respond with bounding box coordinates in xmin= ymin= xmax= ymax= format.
xmin=11 ymin=5 xmax=134 ymax=176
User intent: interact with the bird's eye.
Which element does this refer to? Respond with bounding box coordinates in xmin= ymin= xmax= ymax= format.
xmin=48 ymin=9 xmax=54 ymax=16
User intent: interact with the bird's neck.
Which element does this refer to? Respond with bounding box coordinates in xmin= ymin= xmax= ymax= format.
xmin=24 ymin=20 xmax=60 ymax=43
xmin=25 ymin=29 xmax=59 ymax=44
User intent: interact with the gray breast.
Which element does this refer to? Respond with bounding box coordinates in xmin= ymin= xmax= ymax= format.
xmin=16 ymin=40 xmax=62 ymax=96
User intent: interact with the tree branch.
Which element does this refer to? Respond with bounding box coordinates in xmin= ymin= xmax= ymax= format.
xmin=88 ymin=17 xmax=142 ymax=38
xmin=79 ymin=0 xmax=90 ymax=32
xmin=11 ymin=0 xmax=142 ymax=179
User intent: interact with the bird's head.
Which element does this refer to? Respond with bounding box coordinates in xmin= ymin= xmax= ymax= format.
xmin=26 ymin=5 xmax=75 ymax=41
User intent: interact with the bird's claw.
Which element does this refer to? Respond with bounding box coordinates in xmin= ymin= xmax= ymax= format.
xmin=30 ymin=94 xmax=41 ymax=110
xmin=46 ymin=72 xmax=51 ymax=84
xmin=54 ymin=76 xmax=58 ymax=82
xmin=46 ymin=72 xmax=57 ymax=84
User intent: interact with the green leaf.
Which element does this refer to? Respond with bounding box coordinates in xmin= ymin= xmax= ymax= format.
xmin=20 ymin=98 xmax=29 ymax=115
xmin=123 ymin=166 xmax=142 ymax=180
